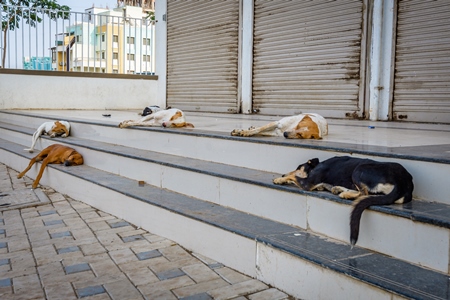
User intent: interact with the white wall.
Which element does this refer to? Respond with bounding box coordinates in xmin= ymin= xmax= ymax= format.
xmin=0 ymin=72 xmax=158 ymax=110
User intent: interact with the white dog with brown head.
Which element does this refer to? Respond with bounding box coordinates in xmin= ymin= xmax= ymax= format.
xmin=24 ymin=121 xmax=71 ymax=152
xmin=231 ymin=113 xmax=327 ymax=139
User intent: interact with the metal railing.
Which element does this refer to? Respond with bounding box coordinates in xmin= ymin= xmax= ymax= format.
xmin=1 ymin=4 xmax=155 ymax=75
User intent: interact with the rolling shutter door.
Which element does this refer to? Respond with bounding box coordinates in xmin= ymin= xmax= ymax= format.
xmin=252 ymin=0 xmax=366 ymax=117
xmin=166 ymin=0 xmax=239 ymax=113
xmin=393 ymin=0 xmax=450 ymax=123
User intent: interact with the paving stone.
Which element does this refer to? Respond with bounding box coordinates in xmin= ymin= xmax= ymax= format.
xmin=141 ymin=289 xmax=178 ymax=300
xmin=156 ymin=268 xmax=186 ymax=281
xmin=80 ymin=243 xmax=107 ymax=256
xmin=0 ymin=242 xmax=7 ymax=250
xmin=79 ymin=211 xmax=101 ymax=220
xmin=179 ymin=292 xmax=213 ymax=300
xmin=173 ymin=278 xmax=229 ymax=298
xmin=90 ymin=259 xmax=123 ymax=277
xmin=57 ymin=246 xmax=80 ymax=254
xmin=109 ymin=248 xmax=139 ymax=265
xmin=39 ymin=210 xmax=57 ymax=216
xmin=215 ymin=267 xmax=251 ymax=284
xmin=50 ymin=231 xmax=72 ymax=239
xmin=71 ymin=228 xmax=96 ymax=240
xmin=65 ymin=263 xmax=91 ymax=274
xmin=10 ymin=251 xmax=35 ymax=270
xmin=88 ymin=220 xmax=112 ymax=232
xmin=0 ymin=278 xmax=11 ymax=287
xmin=43 ymin=219 xmax=64 ymax=226
xmin=77 ymin=285 xmax=106 ymax=298
xmin=181 ymin=263 xmax=221 ymax=283
xmin=138 ymin=276 xmax=195 ymax=299
xmin=7 ymin=237 xmax=30 ymax=252
xmin=122 ymin=234 xmax=144 ymax=243
xmin=149 ymin=257 xmax=200 ymax=274
xmin=124 ymin=266 xmax=160 ymax=286
xmin=109 ymin=221 xmax=130 ymax=228
xmin=159 ymin=245 xmax=193 ymax=261
xmin=12 ymin=273 xmax=41 ymax=292
xmin=44 ymin=282 xmax=78 ymax=300
xmin=47 ymin=193 xmax=66 ymax=202
xmin=104 ymin=278 xmax=144 ymax=300
xmin=248 ymin=288 xmax=289 ymax=300
xmin=136 ymin=249 xmax=162 ymax=261
xmin=208 ymin=279 xmax=268 ymax=300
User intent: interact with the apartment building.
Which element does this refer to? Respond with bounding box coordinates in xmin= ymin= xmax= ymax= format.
xmin=52 ymin=5 xmax=154 ymax=74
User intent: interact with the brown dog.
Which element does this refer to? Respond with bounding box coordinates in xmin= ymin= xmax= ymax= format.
xmin=17 ymin=144 xmax=84 ymax=189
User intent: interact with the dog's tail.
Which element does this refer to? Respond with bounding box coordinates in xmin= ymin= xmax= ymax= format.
xmin=349 ymin=185 xmax=410 ymax=246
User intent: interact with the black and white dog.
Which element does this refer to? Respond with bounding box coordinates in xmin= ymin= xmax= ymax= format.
xmin=273 ymin=156 xmax=414 ymax=245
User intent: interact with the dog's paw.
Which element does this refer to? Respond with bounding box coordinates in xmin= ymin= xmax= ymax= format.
xmin=273 ymin=177 xmax=285 ymax=185
xmin=231 ymin=129 xmax=242 ymax=136
xmin=61 ymin=134 xmax=67 ymax=138
xmin=23 ymin=148 xmax=34 ymax=153
xmin=331 ymin=186 xmax=343 ymax=195
xmin=248 ymin=126 xmax=256 ymax=130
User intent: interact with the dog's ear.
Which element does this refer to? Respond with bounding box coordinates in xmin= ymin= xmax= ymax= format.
xmin=308 ymin=158 xmax=320 ymax=167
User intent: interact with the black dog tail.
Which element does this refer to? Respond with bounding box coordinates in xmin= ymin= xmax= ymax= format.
xmin=350 ymin=188 xmax=403 ymax=246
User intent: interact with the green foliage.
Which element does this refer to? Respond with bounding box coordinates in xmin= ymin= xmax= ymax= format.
xmin=2 ymin=0 xmax=70 ymax=31
xmin=1 ymin=0 xmax=71 ymax=67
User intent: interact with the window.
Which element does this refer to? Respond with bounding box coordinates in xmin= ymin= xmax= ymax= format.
xmin=143 ymin=38 xmax=150 ymax=46
xmin=101 ymin=34 xmax=106 ymax=42
xmin=127 ymin=54 xmax=135 ymax=60
xmin=101 ymin=52 xmax=105 ymax=59
xmin=113 ymin=69 xmax=119 ymax=73
xmin=76 ymin=35 xmax=82 ymax=42
xmin=127 ymin=36 xmax=135 ymax=44
xmin=113 ymin=53 xmax=119 ymax=59
xmin=113 ymin=35 xmax=119 ymax=43
xmin=143 ymin=55 xmax=151 ymax=62
xmin=51 ymin=50 xmax=56 ymax=62
xmin=127 ymin=70 xmax=135 ymax=74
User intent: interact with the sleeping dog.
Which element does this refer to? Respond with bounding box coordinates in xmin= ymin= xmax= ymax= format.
xmin=24 ymin=121 xmax=71 ymax=153
xmin=273 ymin=156 xmax=414 ymax=245
xmin=119 ymin=108 xmax=194 ymax=129
xmin=231 ymin=113 xmax=328 ymax=139
xmin=17 ymin=144 xmax=83 ymax=189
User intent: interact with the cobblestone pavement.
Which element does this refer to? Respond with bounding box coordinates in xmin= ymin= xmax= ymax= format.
xmin=0 ymin=163 xmax=292 ymax=300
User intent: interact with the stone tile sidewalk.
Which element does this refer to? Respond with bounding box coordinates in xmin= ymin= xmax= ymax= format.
xmin=0 ymin=163 xmax=293 ymax=300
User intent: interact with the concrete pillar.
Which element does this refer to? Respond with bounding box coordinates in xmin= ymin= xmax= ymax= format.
xmin=240 ymin=0 xmax=254 ymax=114
xmin=369 ymin=0 xmax=396 ymax=121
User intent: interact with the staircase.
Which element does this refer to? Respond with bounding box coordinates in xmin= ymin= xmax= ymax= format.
xmin=0 ymin=109 xmax=449 ymax=300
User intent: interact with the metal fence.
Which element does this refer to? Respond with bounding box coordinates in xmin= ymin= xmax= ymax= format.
xmin=1 ymin=4 xmax=155 ymax=75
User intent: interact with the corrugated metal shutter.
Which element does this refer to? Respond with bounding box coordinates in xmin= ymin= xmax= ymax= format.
xmin=166 ymin=0 xmax=239 ymax=113
xmin=393 ymin=0 xmax=450 ymax=123
xmin=252 ymin=0 xmax=366 ymax=118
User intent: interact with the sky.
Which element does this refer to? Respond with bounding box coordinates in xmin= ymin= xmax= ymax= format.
xmin=56 ymin=0 xmax=118 ymax=13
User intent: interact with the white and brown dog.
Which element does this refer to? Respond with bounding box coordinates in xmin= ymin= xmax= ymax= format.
xmin=119 ymin=108 xmax=194 ymax=129
xmin=231 ymin=113 xmax=328 ymax=139
xmin=25 ymin=121 xmax=71 ymax=153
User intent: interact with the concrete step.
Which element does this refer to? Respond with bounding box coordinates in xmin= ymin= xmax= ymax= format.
xmin=1 ymin=110 xmax=449 ymax=205
xmin=0 ymin=138 xmax=448 ymax=300
xmin=1 ymin=121 xmax=449 ymax=275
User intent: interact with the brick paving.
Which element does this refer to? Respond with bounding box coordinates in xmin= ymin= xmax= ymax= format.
xmin=0 ymin=163 xmax=292 ymax=300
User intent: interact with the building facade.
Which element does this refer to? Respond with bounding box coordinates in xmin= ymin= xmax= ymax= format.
xmin=52 ymin=5 xmax=154 ymax=74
